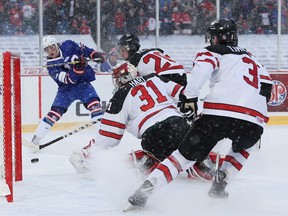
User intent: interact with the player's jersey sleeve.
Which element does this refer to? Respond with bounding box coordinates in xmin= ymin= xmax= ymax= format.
xmin=62 ymin=40 xmax=95 ymax=59
xmin=255 ymin=59 xmax=273 ymax=85
xmin=184 ymin=47 xmax=218 ymax=98
xmin=94 ymin=86 xmax=130 ymax=149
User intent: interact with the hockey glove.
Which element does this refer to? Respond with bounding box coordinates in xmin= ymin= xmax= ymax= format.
xmin=91 ymin=51 xmax=106 ymax=63
xmin=179 ymin=94 xmax=198 ymax=122
xmin=73 ymin=56 xmax=87 ymax=74
xmin=260 ymin=82 xmax=272 ymax=103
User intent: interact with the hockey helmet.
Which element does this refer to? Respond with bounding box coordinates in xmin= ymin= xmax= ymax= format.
xmin=43 ymin=35 xmax=58 ymax=51
xmin=206 ymin=18 xmax=238 ymax=46
xmin=112 ymin=62 xmax=138 ymax=88
xmin=117 ymin=34 xmax=140 ymax=55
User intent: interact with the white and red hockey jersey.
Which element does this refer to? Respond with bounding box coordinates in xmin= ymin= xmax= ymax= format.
xmin=128 ymin=48 xmax=186 ymax=86
xmin=95 ymin=74 xmax=184 ymax=149
xmin=184 ymin=45 xmax=273 ymax=127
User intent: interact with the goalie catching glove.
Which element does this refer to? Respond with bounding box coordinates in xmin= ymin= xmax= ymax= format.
xmin=90 ymin=51 xmax=106 ymax=63
xmin=179 ymin=94 xmax=198 ymax=122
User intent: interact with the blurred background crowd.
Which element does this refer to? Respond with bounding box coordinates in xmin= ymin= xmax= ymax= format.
xmin=0 ymin=0 xmax=287 ymax=53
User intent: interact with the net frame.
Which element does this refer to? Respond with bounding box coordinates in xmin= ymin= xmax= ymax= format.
xmin=0 ymin=51 xmax=22 ymax=202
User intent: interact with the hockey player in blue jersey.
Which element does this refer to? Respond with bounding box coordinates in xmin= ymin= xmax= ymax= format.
xmin=31 ymin=35 xmax=106 ymax=146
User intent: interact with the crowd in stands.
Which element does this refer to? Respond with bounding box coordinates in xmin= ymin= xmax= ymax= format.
xmin=1 ymin=0 xmax=287 ymax=50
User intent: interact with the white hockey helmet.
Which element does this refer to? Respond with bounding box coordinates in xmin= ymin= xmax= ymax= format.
xmin=43 ymin=35 xmax=58 ymax=51
xmin=112 ymin=62 xmax=138 ymax=88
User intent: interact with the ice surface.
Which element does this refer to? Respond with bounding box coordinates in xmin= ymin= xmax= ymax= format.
xmin=1 ymin=125 xmax=288 ymax=216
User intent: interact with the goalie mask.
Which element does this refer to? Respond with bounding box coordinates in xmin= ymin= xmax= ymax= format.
xmin=206 ymin=18 xmax=238 ymax=46
xmin=112 ymin=62 xmax=138 ymax=89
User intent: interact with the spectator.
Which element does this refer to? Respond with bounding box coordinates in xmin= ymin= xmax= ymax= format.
xmin=70 ymin=19 xmax=80 ymax=34
xmin=79 ymin=19 xmax=91 ymax=34
xmin=125 ymin=8 xmax=138 ymax=34
xmin=114 ymin=8 xmax=126 ymax=35
xmin=22 ymin=0 xmax=37 ymax=33
xmin=137 ymin=8 xmax=148 ymax=36
xmin=147 ymin=16 xmax=156 ymax=35
xmin=100 ymin=49 xmax=119 ymax=72
xmin=181 ymin=6 xmax=193 ymax=34
xmin=9 ymin=3 xmax=23 ymax=34
xmin=197 ymin=0 xmax=216 ymax=34
xmin=43 ymin=1 xmax=60 ymax=34
xmin=160 ymin=6 xmax=173 ymax=35
xmin=171 ymin=7 xmax=182 ymax=34
xmin=0 ymin=2 xmax=5 ymax=34
xmin=258 ymin=4 xmax=273 ymax=34
xmin=236 ymin=14 xmax=249 ymax=34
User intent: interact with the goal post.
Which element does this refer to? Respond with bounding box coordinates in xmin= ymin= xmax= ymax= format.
xmin=0 ymin=51 xmax=22 ymax=202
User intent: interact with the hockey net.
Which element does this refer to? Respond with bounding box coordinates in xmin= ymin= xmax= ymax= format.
xmin=0 ymin=52 xmax=22 ymax=202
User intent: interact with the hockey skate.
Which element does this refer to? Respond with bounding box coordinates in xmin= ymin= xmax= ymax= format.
xmin=208 ymin=169 xmax=228 ymax=198
xmin=208 ymin=152 xmax=228 ymax=198
xmin=123 ymin=180 xmax=154 ymax=212
xmin=187 ymin=160 xmax=214 ymax=181
xmin=187 ymin=152 xmax=226 ymax=182
xmin=21 ymin=135 xmax=41 ymax=153
xmin=208 ymin=178 xmax=228 ymax=198
xmin=31 ymin=135 xmax=41 ymax=145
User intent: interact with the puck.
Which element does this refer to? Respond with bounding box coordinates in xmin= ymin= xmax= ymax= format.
xmin=31 ymin=158 xmax=39 ymax=163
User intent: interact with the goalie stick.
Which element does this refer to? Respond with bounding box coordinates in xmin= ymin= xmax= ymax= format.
xmin=214 ymin=151 xmax=220 ymax=183
xmin=23 ymin=119 xmax=101 ymax=152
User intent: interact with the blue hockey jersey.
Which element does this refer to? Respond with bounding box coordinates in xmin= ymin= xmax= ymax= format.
xmin=46 ymin=40 xmax=96 ymax=91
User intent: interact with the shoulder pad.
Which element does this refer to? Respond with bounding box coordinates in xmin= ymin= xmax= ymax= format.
xmin=128 ymin=48 xmax=164 ymax=66
xmin=206 ymin=45 xmax=248 ymax=55
xmin=144 ymin=48 xmax=164 ymax=53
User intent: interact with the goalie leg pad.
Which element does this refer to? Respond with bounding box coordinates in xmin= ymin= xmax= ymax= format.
xmin=69 ymin=150 xmax=89 ymax=174
xmin=69 ymin=139 xmax=95 ymax=173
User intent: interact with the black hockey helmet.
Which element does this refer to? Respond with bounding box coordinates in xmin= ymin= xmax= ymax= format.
xmin=117 ymin=34 xmax=140 ymax=55
xmin=206 ymin=18 xmax=238 ymax=46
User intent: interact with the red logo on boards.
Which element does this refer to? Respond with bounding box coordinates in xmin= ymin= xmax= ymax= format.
xmin=268 ymin=80 xmax=287 ymax=106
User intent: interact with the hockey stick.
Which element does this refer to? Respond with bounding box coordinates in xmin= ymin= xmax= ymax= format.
xmin=42 ymin=58 xmax=101 ymax=68
xmin=23 ymin=119 xmax=101 ymax=152
xmin=42 ymin=60 xmax=80 ymax=68
xmin=130 ymin=150 xmax=145 ymax=179
xmin=214 ymin=151 xmax=220 ymax=183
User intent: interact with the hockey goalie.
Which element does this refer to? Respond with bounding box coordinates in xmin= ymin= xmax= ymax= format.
xmin=69 ymin=61 xmax=225 ymax=182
